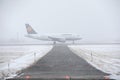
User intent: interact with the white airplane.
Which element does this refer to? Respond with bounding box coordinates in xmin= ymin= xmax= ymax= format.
xmin=25 ymin=24 xmax=82 ymax=44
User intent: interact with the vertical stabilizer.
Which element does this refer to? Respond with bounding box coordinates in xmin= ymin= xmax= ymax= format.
xmin=25 ymin=24 xmax=37 ymax=34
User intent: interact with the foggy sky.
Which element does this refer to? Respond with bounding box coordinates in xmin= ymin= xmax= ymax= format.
xmin=0 ymin=0 xmax=120 ymax=43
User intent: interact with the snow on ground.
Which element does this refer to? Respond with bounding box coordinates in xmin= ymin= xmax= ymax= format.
xmin=68 ymin=44 xmax=120 ymax=80
xmin=0 ymin=45 xmax=53 ymax=78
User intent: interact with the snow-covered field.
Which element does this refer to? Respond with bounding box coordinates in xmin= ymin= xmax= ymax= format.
xmin=68 ymin=44 xmax=120 ymax=80
xmin=0 ymin=45 xmax=53 ymax=79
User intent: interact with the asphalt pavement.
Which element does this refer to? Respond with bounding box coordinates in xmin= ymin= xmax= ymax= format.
xmin=9 ymin=44 xmax=110 ymax=80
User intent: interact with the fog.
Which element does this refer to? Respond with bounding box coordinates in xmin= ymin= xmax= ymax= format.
xmin=0 ymin=0 xmax=120 ymax=43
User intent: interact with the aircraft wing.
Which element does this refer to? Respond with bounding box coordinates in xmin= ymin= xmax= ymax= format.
xmin=48 ymin=36 xmax=65 ymax=42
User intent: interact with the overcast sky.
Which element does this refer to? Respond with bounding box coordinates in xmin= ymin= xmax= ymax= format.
xmin=0 ymin=0 xmax=120 ymax=43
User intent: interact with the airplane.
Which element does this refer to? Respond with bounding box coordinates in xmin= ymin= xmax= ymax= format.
xmin=25 ymin=24 xmax=82 ymax=44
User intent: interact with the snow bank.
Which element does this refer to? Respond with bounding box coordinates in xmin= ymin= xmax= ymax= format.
xmin=0 ymin=45 xmax=53 ymax=79
xmin=68 ymin=45 xmax=120 ymax=80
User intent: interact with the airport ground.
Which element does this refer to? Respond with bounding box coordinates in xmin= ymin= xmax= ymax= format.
xmin=6 ymin=44 xmax=111 ymax=80
xmin=0 ymin=43 xmax=119 ymax=80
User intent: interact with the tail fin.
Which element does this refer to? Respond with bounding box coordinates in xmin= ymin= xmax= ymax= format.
xmin=25 ymin=24 xmax=37 ymax=34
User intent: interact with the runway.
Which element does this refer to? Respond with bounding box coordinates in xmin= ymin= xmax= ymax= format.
xmin=8 ymin=45 xmax=109 ymax=80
